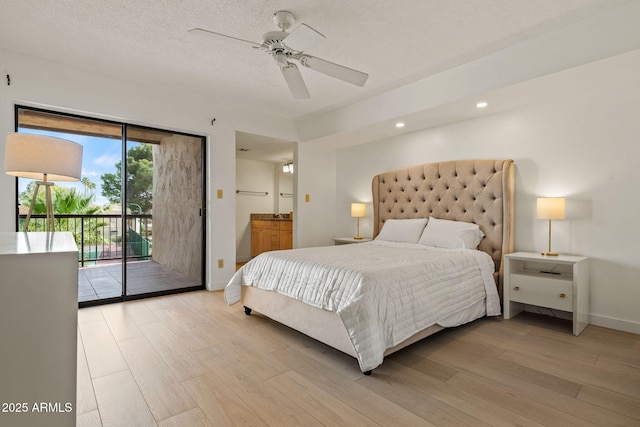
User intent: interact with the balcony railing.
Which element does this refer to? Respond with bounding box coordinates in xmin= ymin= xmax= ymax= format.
xmin=19 ymin=214 xmax=152 ymax=267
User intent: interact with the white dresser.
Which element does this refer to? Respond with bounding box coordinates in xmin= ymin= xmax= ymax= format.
xmin=0 ymin=232 xmax=78 ymax=427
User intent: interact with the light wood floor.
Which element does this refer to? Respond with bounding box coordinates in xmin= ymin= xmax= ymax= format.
xmin=77 ymin=290 xmax=640 ymax=426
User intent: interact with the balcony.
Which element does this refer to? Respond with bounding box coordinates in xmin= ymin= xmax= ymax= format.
xmin=20 ymin=214 xmax=201 ymax=302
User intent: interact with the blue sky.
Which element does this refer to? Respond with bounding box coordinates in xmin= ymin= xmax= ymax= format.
xmin=17 ymin=128 xmax=122 ymax=206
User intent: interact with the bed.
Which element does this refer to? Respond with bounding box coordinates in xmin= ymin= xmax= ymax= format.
xmin=225 ymin=159 xmax=514 ymax=373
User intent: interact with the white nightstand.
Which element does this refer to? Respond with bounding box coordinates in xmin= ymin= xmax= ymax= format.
xmin=504 ymin=252 xmax=589 ymax=336
xmin=332 ymin=237 xmax=372 ymax=245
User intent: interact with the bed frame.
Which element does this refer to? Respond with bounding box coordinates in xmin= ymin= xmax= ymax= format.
xmin=242 ymin=159 xmax=514 ymax=373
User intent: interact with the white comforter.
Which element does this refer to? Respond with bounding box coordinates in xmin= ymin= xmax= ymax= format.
xmin=225 ymin=240 xmax=501 ymax=371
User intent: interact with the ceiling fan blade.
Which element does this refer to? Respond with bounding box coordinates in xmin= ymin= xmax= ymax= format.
xmin=188 ymin=28 xmax=261 ymax=48
xmin=283 ymin=24 xmax=325 ymax=52
xmin=299 ymin=55 xmax=368 ymax=86
xmin=281 ymin=63 xmax=310 ymax=99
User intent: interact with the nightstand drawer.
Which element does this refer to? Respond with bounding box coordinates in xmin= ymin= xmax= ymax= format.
xmin=509 ymin=273 xmax=573 ymax=311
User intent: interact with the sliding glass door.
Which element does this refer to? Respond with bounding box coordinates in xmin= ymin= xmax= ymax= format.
xmin=124 ymin=126 xmax=204 ymax=297
xmin=14 ymin=106 xmax=206 ymax=305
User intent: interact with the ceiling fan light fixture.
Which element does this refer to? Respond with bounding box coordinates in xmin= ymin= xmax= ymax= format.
xmin=274 ymin=51 xmax=288 ymax=67
xmin=273 ymin=10 xmax=295 ymax=31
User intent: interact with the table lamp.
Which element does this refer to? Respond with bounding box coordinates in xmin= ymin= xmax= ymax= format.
xmin=536 ymin=197 xmax=565 ymax=256
xmin=4 ymin=133 xmax=83 ymax=232
xmin=351 ymin=203 xmax=366 ymax=240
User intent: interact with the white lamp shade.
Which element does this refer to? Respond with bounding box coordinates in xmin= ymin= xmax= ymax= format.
xmin=537 ymin=197 xmax=565 ymax=220
xmin=4 ymin=133 xmax=83 ymax=182
xmin=351 ymin=203 xmax=366 ymax=218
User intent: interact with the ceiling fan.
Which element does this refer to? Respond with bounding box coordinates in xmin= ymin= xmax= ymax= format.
xmin=189 ymin=10 xmax=369 ymax=99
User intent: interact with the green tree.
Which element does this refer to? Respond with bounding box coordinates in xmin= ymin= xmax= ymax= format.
xmin=100 ymin=144 xmax=153 ymax=213
xmin=20 ymin=183 xmax=102 ymax=216
xmin=81 ymin=177 xmax=96 ymax=197
xmin=19 ymin=184 xmax=108 ymax=248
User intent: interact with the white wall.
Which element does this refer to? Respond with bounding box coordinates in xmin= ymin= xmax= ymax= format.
xmin=276 ymin=168 xmax=293 ymax=214
xmin=235 ymin=159 xmax=277 ymax=262
xmin=294 ymin=142 xmax=337 ymax=248
xmin=0 ymin=48 xmax=298 ymax=290
xmin=336 ymin=82 xmax=640 ymax=334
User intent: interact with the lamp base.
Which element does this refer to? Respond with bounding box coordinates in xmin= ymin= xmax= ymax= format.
xmin=353 ymin=236 xmax=363 ymax=240
xmin=541 ymin=251 xmax=559 ymax=256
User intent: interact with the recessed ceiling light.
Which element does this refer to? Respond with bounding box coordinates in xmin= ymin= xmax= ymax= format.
xmin=476 ymin=101 xmax=488 ymax=109
xmin=395 ymin=122 xmax=405 ymax=128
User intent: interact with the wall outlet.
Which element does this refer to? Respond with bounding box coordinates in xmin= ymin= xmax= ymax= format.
xmin=217 ymin=189 xmax=223 ymax=199
xmin=217 ymin=259 xmax=224 ymax=269
xmin=305 ymin=194 xmax=310 ymax=203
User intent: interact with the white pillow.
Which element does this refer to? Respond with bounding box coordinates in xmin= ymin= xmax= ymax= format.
xmin=375 ymin=218 xmax=428 ymax=243
xmin=418 ymin=217 xmax=484 ymax=249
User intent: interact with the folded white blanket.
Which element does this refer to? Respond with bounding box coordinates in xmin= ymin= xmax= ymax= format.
xmin=225 ymin=240 xmax=500 ymax=371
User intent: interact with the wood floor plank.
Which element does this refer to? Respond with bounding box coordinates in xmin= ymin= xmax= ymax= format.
xmin=76 ymin=409 xmax=102 ymax=427
xmin=93 ymin=370 xmax=156 ymax=427
xmin=467 ymin=322 xmax=600 ymax=365
xmin=357 ymin=362 xmax=487 ymax=426
xmin=182 ymin=372 xmax=268 ymax=426
xmin=76 ymin=330 xmax=98 ymax=416
xmin=525 ymin=317 xmax=640 ymax=368
xmin=446 ymin=371 xmax=599 ymax=427
xmin=76 ymin=290 xmax=640 ymax=427
xmin=139 ymin=321 xmax=211 ymax=382
xmin=272 ymin=345 xmax=431 ymax=427
xmin=391 ymin=362 xmax=545 ymax=427
xmin=578 ymin=385 xmax=640 ymax=421
xmin=268 ymin=370 xmax=383 ymax=426
xmin=499 ymin=349 xmax=640 ymax=399
xmin=203 ymin=309 xmax=289 ymax=354
xmin=122 ymin=300 xmax=162 ymax=326
xmin=256 ymin=320 xmax=364 ymax=381
xmin=78 ymin=319 xmax=128 ymax=379
xmin=157 ymin=407 xmax=214 ymax=427
xmin=118 ymin=336 xmax=197 ymax=422
xmin=100 ymin=303 xmax=145 ymax=342
xmin=465 ymin=357 xmax=640 ymax=426
xmin=153 ymin=308 xmax=212 ymax=352
xmin=386 ymin=348 xmax=460 ymax=382
xmin=194 ymin=347 xmax=325 ymax=426
xmin=194 ymin=343 xmax=289 ymax=384
xmin=77 ymin=305 xmax=104 ymax=324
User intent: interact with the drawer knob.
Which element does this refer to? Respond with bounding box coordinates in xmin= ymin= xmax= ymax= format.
xmin=559 ymin=293 xmax=566 ymax=298
xmin=513 ymin=286 xmax=519 ymax=291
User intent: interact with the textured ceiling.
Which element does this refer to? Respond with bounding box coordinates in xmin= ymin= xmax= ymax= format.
xmin=0 ymin=0 xmax=623 ymax=122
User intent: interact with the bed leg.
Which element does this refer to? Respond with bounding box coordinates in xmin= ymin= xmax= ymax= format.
xmin=363 ymin=370 xmax=372 ymax=376
xmin=243 ymin=306 xmax=252 ymax=315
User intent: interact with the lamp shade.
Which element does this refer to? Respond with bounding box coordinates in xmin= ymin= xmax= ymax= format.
xmin=536 ymin=197 xmax=565 ymax=220
xmin=4 ymin=133 xmax=83 ymax=182
xmin=351 ymin=203 xmax=366 ymax=218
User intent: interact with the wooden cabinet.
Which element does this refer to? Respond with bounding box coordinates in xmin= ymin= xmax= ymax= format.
xmin=279 ymin=221 xmax=293 ymax=250
xmin=504 ymin=252 xmax=589 ymax=336
xmin=251 ymin=220 xmax=292 ymax=256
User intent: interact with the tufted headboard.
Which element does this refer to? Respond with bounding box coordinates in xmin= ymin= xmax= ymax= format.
xmin=372 ymin=159 xmax=514 ymax=293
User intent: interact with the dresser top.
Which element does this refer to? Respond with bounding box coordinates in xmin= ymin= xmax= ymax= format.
xmin=0 ymin=232 xmax=78 ymax=255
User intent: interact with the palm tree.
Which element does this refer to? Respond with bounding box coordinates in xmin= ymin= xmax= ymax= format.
xmin=20 ymin=185 xmax=109 ymax=255
xmin=81 ymin=177 xmax=96 ymax=197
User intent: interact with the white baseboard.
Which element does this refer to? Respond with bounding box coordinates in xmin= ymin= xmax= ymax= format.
xmin=206 ymin=281 xmax=226 ymax=291
xmin=523 ymin=306 xmax=639 ymax=335
xmin=589 ymin=314 xmax=640 ymax=335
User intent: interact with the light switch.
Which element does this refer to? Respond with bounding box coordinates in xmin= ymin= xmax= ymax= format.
xmin=217 ymin=189 xmax=223 ymax=199
xmin=305 ymin=194 xmax=310 ymax=203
